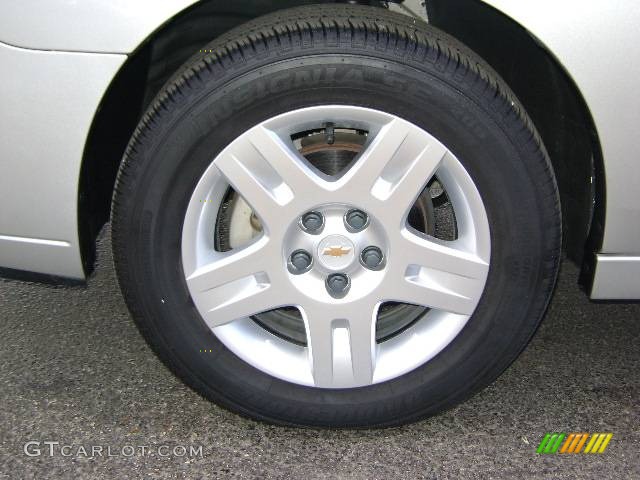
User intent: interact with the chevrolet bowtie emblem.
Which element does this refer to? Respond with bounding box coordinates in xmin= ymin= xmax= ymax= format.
xmin=322 ymin=246 xmax=352 ymax=257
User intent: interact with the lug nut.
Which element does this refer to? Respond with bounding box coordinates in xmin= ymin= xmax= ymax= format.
xmin=360 ymin=246 xmax=384 ymax=270
xmin=288 ymin=250 xmax=313 ymax=274
xmin=300 ymin=211 xmax=324 ymax=234
xmin=326 ymin=273 xmax=350 ymax=298
xmin=344 ymin=209 xmax=369 ymax=232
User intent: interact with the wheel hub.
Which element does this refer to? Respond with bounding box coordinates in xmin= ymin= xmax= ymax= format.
xmin=316 ymin=235 xmax=355 ymax=271
xmin=283 ymin=204 xmax=388 ymax=302
xmin=213 ymin=130 xmax=434 ymax=346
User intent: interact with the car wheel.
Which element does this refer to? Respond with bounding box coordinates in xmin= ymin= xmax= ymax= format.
xmin=111 ymin=4 xmax=561 ymax=427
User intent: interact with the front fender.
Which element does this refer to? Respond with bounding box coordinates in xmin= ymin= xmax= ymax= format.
xmin=0 ymin=0 xmax=199 ymax=53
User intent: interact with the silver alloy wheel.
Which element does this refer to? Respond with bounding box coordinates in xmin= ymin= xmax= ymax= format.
xmin=181 ymin=106 xmax=491 ymax=389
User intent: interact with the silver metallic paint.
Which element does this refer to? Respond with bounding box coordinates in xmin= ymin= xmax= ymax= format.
xmin=0 ymin=41 xmax=125 ymax=277
xmin=0 ymin=0 xmax=198 ymax=53
xmin=591 ymin=255 xmax=640 ymax=300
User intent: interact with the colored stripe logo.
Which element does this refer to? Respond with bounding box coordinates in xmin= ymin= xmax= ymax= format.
xmin=536 ymin=433 xmax=613 ymax=454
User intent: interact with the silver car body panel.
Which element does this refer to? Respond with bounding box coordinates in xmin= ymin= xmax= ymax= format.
xmin=0 ymin=0 xmax=638 ymax=298
xmin=591 ymin=256 xmax=640 ymax=300
xmin=0 ymin=0 xmax=198 ymax=53
xmin=0 ymin=41 xmax=125 ymax=277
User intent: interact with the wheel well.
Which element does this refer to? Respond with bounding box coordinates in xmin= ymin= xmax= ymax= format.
xmin=78 ymin=0 xmax=337 ymax=274
xmin=80 ymin=0 xmax=605 ymax=279
xmin=427 ymin=0 xmax=605 ymax=274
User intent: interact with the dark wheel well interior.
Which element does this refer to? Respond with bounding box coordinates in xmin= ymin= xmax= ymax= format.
xmin=78 ymin=0 xmax=330 ymax=275
xmin=427 ymin=0 xmax=605 ymax=287
xmin=80 ymin=0 xmax=605 ymax=288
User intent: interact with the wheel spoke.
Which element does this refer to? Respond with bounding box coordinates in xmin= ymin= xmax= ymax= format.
xmin=214 ymin=150 xmax=286 ymax=231
xmin=401 ymin=231 xmax=489 ymax=280
xmin=377 ymin=139 xmax=447 ymax=219
xmin=340 ymin=119 xmax=410 ymax=194
xmin=387 ymin=233 xmax=489 ymax=315
xmin=339 ymin=118 xmax=446 ymax=215
xmin=248 ymin=125 xmax=325 ymax=200
xmin=301 ymin=301 xmax=378 ymax=388
xmin=215 ymin=125 xmax=326 ymax=229
xmin=185 ymin=239 xmax=283 ymax=328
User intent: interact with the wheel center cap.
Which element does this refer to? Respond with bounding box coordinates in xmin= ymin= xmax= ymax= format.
xmin=317 ymin=235 xmax=355 ymax=271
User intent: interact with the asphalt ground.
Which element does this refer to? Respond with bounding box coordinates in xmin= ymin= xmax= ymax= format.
xmin=0 ymin=227 xmax=638 ymax=479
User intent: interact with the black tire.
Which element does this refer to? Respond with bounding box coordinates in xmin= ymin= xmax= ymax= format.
xmin=111 ymin=4 xmax=561 ymax=427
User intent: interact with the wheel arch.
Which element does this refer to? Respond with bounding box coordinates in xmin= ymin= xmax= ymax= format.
xmin=427 ymin=0 xmax=605 ymax=283
xmin=80 ymin=0 xmax=606 ymax=285
xmin=78 ymin=0 xmax=326 ymax=274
